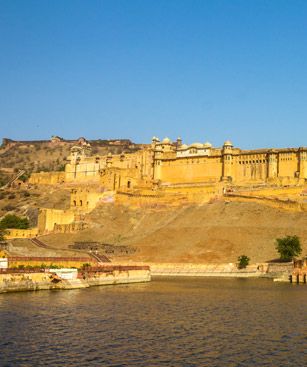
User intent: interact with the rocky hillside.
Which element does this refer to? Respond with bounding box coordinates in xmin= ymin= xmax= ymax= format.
xmin=0 ymin=137 xmax=142 ymax=185
xmin=41 ymin=200 xmax=307 ymax=264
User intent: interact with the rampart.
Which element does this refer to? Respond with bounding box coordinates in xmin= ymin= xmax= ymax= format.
xmin=38 ymin=208 xmax=76 ymax=233
xmin=6 ymin=228 xmax=39 ymax=239
xmin=29 ymin=172 xmax=65 ymax=185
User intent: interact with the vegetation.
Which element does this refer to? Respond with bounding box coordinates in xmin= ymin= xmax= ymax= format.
xmin=0 ymin=214 xmax=30 ymax=229
xmin=0 ymin=172 xmax=9 ymax=187
xmin=237 ymin=255 xmax=250 ymax=269
xmin=3 ymin=204 xmax=16 ymax=211
xmin=275 ymin=235 xmax=302 ymax=261
xmin=19 ymin=173 xmax=30 ymax=182
xmin=49 ymin=264 xmax=61 ymax=269
xmin=81 ymin=263 xmax=92 ymax=269
xmin=0 ymin=228 xmax=8 ymax=241
xmin=57 ymin=164 xmax=66 ymax=172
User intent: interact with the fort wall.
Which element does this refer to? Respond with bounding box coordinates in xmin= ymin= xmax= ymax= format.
xmin=29 ymin=172 xmax=65 ymax=185
xmin=6 ymin=228 xmax=39 ymax=239
xmin=61 ymin=138 xmax=307 ymax=189
xmin=38 ymin=208 xmax=75 ymax=233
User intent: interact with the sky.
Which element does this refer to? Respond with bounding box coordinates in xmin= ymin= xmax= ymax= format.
xmin=0 ymin=0 xmax=307 ymax=149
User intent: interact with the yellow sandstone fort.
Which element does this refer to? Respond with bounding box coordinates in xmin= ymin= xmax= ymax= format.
xmin=22 ymin=137 xmax=307 ymax=237
xmin=31 ymin=136 xmax=307 ymax=188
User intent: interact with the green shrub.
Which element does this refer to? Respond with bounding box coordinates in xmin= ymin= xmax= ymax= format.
xmin=19 ymin=174 xmax=30 ymax=183
xmin=0 ymin=214 xmax=30 ymax=229
xmin=237 ymin=255 xmax=250 ymax=269
xmin=275 ymin=235 xmax=302 ymax=261
xmin=49 ymin=264 xmax=61 ymax=269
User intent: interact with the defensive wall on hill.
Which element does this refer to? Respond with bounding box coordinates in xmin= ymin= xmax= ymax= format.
xmin=6 ymin=136 xmax=305 ymax=238
xmin=27 ymin=137 xmax=307 ymax=189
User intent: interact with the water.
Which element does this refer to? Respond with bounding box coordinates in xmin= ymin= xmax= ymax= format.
xmin=0 ymin=278 xmax=306 ymax=366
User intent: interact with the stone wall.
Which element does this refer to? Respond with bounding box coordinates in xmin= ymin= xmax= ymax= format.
xmin=29 ymin=172 xmax=65 ymax=185
xmin=38 ymin=208 xmax=75 ymax=233
xmin=0 ymin=266 xmax=151 ymax=293
xmin=6 ymin=228 xmax=39 ymax=239
xmin=147 ymin=262 xmax=265 ymax=277
xmin=0 ymin=271 xmax=53 ymax=293
xmin=7 ymin=256 xmax=95 ymax=268
xmin=82 ymin=267 xmax=151 ymax=285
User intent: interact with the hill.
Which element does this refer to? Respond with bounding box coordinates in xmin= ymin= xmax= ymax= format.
xmin=0 ymin=136 xmax=142 ymax=186
xmin=40 ymin=200 xmax=307 ymax=264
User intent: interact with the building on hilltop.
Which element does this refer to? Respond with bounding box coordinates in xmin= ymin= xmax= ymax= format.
xmin=62 ymin=137 xmax=307 ymax=190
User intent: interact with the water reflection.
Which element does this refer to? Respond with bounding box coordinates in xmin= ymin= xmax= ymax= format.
xmin=0 ymin=278 xmax=306 ymax=366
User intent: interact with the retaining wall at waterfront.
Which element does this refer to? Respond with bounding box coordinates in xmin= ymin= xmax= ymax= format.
xmin=133 ymin=263 xmax=267 ymax=277
xmin=81 ymin=266 xmax=151 ymax=286
xmin=0 ymin=266 xmax=151 ymax=294
xmin=0 ymin=271 xmax=60 ymax=293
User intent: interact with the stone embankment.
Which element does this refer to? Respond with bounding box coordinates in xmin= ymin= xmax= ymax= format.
xmin=129 ymin=262 xmax=294 ymax=279
xmin=0 ymin=266 xmax=151 ymax=294
xmin=147 ymin=263 xmax=265 ymax=277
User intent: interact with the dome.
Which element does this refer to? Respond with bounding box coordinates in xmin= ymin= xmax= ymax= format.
xmin=223 ymin=140 xmax=233 ymax=147
xmin=203 ymin=141 xmax=212 ymax=148
xmin=190 ymin=142 xmax=203 ymax=148
xmin=162 ymin=137 xmax=171 ymax=144
xmin=152 ymin=136 xmax=159 ymax=142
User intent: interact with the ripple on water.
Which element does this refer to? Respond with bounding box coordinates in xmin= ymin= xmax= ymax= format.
xmin=0 ymin=278 xmax=306 ymax=366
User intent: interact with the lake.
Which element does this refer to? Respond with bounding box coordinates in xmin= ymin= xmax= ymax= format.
xmin=0 ymin=277 xmax=306 ymax=366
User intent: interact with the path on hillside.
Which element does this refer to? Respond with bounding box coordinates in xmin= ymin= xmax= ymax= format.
xmin=30 ymin=237 xmax=111 ymax=263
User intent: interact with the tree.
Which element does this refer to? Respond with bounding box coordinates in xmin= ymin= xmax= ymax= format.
xmin=237 ymin=255 xmax=250 ymax=269
xmin=275 ymin=235 xmax=302 ymax=261
xmin=0 ymin=214 xmax=30 ymax=229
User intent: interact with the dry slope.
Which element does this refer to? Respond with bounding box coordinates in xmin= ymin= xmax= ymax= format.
xmin=42 ymin=200 xmax=307 ymax=264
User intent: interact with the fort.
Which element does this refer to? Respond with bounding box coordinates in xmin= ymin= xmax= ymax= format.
xmin=1 ymin=135 xmax=306 ymax=273
xmin=29 ymin=136 xmax=307 ymax=188
xmin=20 ymin=136 xmax=306 ymax=237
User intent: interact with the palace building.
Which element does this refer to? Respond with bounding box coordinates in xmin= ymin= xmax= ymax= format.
xmin=63 ymin=137 xmax=307 ymax=190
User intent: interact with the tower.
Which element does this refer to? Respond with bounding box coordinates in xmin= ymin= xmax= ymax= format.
xmin=222 ymin=140 xmax=234 ymax=181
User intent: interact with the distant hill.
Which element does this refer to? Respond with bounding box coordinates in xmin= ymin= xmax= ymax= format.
xmin=0 ymin=136 xmax=143 ymax=181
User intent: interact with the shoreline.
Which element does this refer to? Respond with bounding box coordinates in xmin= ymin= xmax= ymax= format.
xmin=0 ymin=267 xmax=151 ymax=294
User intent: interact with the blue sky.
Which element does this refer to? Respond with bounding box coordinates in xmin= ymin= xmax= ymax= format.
xmin=0 ymin=0 xmax=307 ymax=148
